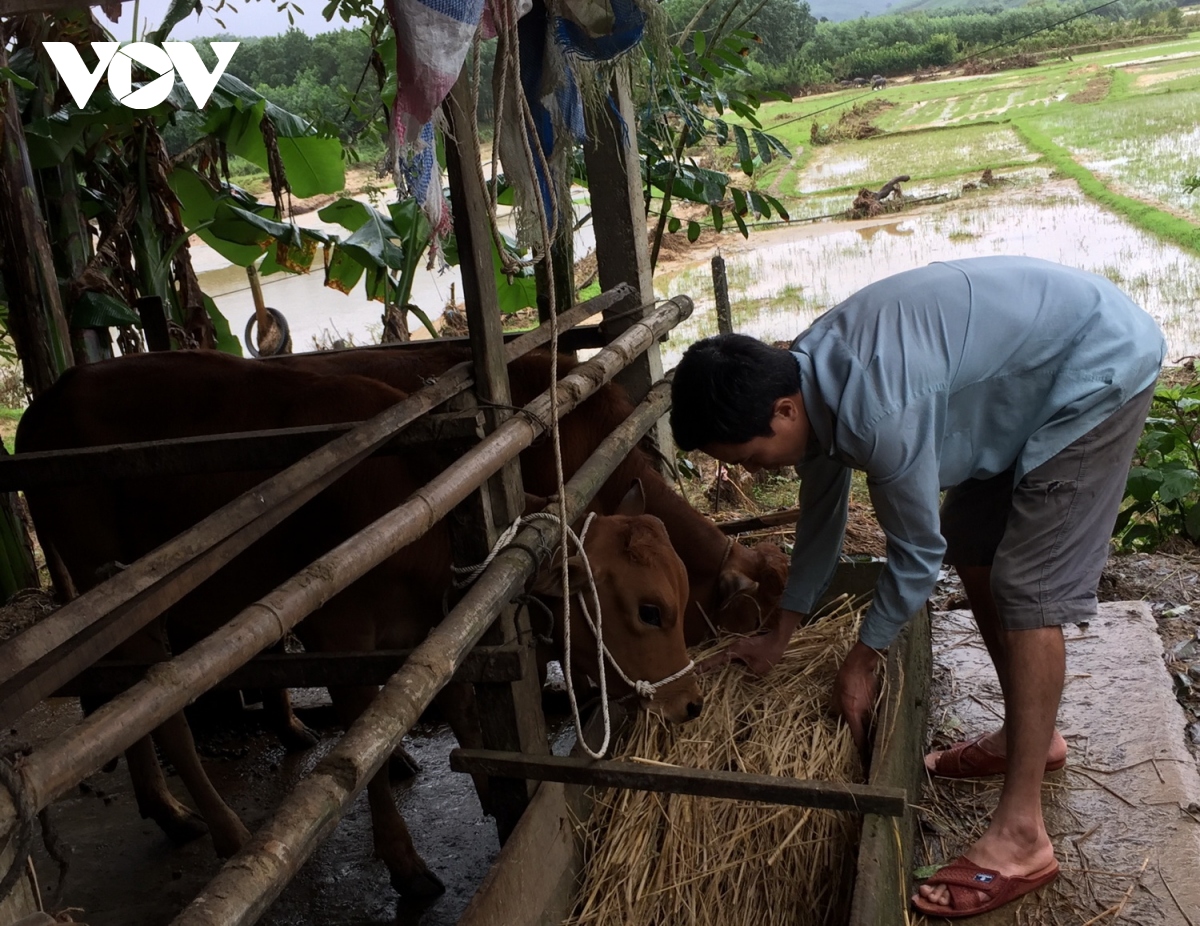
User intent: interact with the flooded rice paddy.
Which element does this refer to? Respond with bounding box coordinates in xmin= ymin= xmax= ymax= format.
xmin=658 ymin=179 xmax=1200 ymax=366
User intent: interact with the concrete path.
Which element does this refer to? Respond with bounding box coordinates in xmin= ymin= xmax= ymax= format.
xmin=918 ymin=602 xmax=1200 ymax=925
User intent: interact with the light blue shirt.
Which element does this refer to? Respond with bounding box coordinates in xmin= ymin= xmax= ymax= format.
xmin=783 ymin=256 xmax=1166 ymax=649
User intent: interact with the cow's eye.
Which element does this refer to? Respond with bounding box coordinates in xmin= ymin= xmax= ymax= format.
xmin=638 ymin=604 xmax=662 ymax=627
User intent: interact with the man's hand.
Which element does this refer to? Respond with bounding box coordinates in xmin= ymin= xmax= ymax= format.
xmin=698 ymin=609 xmax=805 ymax=676
xmin=832 ymin=641 xmax=884 ymax=756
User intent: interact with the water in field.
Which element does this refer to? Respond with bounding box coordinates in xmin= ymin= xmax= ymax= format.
xmin=656 ymin=179 xmax=1200 ymax=365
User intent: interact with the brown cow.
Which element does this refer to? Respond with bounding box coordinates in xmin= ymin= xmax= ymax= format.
xmin=17 ymin=351 xmax=700 ymax=897
xmin=269 ymin=345 xmax=791 ymax=645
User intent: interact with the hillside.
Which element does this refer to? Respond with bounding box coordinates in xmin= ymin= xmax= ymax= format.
xmin=809 ymin=0 xmax=1050 ymax=21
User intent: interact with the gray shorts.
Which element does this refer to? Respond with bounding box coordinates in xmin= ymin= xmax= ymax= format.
xmin=940 ymin=385 xmax=1154 ymax=631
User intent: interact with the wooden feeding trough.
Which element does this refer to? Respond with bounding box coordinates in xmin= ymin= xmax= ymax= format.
xmin=453 ymin=562 xmax=932 ymax=926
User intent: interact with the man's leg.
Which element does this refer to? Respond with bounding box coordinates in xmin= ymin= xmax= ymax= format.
xmin=918 ymin=624 xmax=1062 ymax=907
xmin=918 ymin=384 xmax=1155 ymax=911
xmin=925 ymin=564 xmax=1068 ymax=769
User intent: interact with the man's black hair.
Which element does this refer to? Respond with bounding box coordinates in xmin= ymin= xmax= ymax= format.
xmin=670 ymin=333 xmax=801 ymax=451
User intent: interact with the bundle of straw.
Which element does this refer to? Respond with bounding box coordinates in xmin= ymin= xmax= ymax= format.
xmin=566 ymin=598 xmax=868 ymax=926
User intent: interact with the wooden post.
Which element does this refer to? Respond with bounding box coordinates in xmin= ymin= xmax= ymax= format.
xmin=444 ymin=66 xmax=550 ymax=839
xmin=712 ymin=254 xmax=733 ymax=335
xmin=535 ymin=229 xmax=576 ymax=323
xmin=582 ymin=66 xmax=674 ymax=466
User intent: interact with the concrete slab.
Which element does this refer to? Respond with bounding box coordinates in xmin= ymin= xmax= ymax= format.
xmin=918 ymin=602 xmax=1200 ymax=924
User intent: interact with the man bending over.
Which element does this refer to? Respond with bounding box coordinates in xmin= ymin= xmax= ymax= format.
xmin=669 ymin=255 xmax=1164 ymax=918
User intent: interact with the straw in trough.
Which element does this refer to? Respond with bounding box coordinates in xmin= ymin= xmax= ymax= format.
xmin=566 ymin=598 xmax=869 ymax=926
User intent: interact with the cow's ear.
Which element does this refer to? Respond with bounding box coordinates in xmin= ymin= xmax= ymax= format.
xmin=523 ymin=492 xmax=551 ymax=515
xmin=529 ymin=556 xmax=588 ymax=597
xmin=717 ymin=569 xmax=758 ymax=606
xmin=615 ymin=479 xmax=646 ymax=517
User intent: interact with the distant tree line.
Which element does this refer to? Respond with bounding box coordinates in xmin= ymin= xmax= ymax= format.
xmin=662 ymin=0 xmax=1184 ymax=96
xmin=174 ymin=27 xmax=388 ymax=166
xmin=176 ymin=0 xmax=1185 ymax=164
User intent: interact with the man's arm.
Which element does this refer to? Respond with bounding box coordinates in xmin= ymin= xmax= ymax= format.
xmin=718 ymin=454 xmax=851 ymax=675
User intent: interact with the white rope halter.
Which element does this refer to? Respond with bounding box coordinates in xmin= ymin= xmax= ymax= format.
xmin=453 ymin=511 xmax=696 ymax=759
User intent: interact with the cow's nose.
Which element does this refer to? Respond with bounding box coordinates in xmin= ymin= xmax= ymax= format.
xmin=686 ymin=698 xmax=704 ymax=719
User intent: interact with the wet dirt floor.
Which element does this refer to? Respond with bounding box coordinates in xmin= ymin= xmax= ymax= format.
xmin=5 ymin=694 xmax=513 ymax=926
xmin=917 ymin=604 xmax=1200 ymax=924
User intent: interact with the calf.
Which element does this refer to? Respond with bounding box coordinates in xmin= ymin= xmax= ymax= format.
xmin=18 ymin=351 xmax=700 ymax=896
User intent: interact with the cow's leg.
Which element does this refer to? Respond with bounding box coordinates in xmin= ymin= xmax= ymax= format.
xmin=388 ymin=743 xmax=422 ymax=781
xmin=261 ymin=687 xmax=320 ymax=752
xmin=151 ymin=711 xmax=251 ymax=857
xmin=92 ymin=624 xmax=217 ymax=846
xmin=123 ymin=734 xmax=209 ymax=844
xmin=434 ymin=682 xmax=489 ymax=812
xmin=329 ymin=684 xmax=444 ymax=898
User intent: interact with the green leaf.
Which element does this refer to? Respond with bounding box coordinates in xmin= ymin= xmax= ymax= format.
xmin=686 ymin=220 xmax=701 ymax=243
xmin=1186 ymin=503 xmax=1200 ymax=541
xmin=319 ymin=197 xmax=374 ymax=233
xmin=492 ymin=238 xmax=537 ymax=314
xmin=710 ymin=204 xmax=723 ymax=233
xmin=698 ymin=57 xmax=725 ymax=81
xmin=751 ymin=127 xmax=790 ymax=164
xmin=914 ymin=864 xmax=944 ymax=880
xmin=762 ymin=192 xmax=790 ymax=221
xmin=211 ymin=203 xmax=300 ymax=249
xmin=693 ymin=31 xmax=706 ymax=57
xmin=169 ymin=168 xmax=267 ymax=267
xmin=1125 ymin=466 xmax=1163 ymax=503
xmin=732 ymin=210 xmax=749 ymax=238
xmin=668 ymin=217 xmax=682 ymax=234
xmin=203 ymin=293 xmax=243 ymax=356
xmin=1158 ymin=468 xmax=1198 ymax=503
xmin=275 ymin=135 xmax=345 ymax=198
xmin=733 ymin=125 xmax=753 ymax=176
xmin=0 ymin=67 xmax=34 ymax=90
xmin=147 ymin=0 xmax=205 ymax=42
xmin=324 ymin=244 xmax=365 ymax=294
xmin=748 ymin=190 xmax=771 ymax=219
xmin=731 ymin=187 xmax=748 ymax=216
xmin=339 ymin=214 xmax=405 ymax=273
xmin=71 ymin=292 xmax=140 ymax=328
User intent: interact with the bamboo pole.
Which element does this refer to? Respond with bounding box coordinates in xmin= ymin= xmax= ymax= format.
xmin=0 ymin=284 xmax=639 ymax=725
xmin=169 ymin=358 xmax=681 ymax=926
xmin=0 ymin=296 xmax=693 ymax=847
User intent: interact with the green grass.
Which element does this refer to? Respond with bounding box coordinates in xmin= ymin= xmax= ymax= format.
xmin=1029 ymin=84 xmax=1200 ymax=219
xmin=0 ymin=407 xmax=22 ymax=456
xmin=795 ymin=123 xmax=1039 ymax=194
xmin=1011 ymin=117 xmax=1200 ymax=254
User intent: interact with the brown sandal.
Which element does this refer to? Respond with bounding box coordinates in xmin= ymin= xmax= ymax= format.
xmin=928 ymin=735 xmax=1067 ymax=779
xmin=912 ymin=856 xmax=1060 ymax=917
